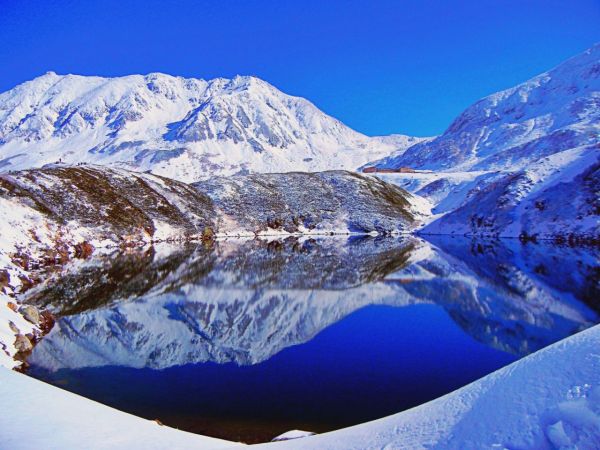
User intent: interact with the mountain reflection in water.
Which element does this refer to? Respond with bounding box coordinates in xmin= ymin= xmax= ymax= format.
xmin=24 ymin=236 xmax=599 ymax=443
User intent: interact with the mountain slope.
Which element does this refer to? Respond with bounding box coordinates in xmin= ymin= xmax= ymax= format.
xmin=367 ymin=44 xmax=600 ymax=241
xmin=423 ymin=146 xmax=599 ymax=242
xmin=373 ymin=44 xmax=600 ymax=172
xmin=0 ymin=72 xmax=422 ymax=182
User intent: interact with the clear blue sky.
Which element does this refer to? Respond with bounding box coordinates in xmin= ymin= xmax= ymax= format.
xmin=1 ymin=0 xmax=599 ymax=136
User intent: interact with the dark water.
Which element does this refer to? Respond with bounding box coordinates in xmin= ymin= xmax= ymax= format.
xmin=24 ymin=236 xmax=599 ymax=443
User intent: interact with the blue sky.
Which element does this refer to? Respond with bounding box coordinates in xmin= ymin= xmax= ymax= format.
xmin=1 ymin=0 xmax=599 ymax=136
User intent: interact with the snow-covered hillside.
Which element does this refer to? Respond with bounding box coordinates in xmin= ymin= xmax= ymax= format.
xmin=424 ymin=146 xmax=599 ymax=242
xmin=367 ymin=44 xmax=600 ymax=241
xmin=373 ymin=44 xmax=600 ymax=172
xmin=194 ymin=170 xmax=425 ymax=235
xmin=0 ymin=72 xmax=423 ymax=181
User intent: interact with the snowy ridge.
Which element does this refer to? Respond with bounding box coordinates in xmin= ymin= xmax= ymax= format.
xmin=366 ymin=44 xmax=600 ymax=241
xmin=0 ymin=72 xmax=424 ymax=182
xmin=372 ymin=44 xmax=600 ymax=172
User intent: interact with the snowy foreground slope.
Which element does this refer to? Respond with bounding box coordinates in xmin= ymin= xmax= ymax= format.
xmin=0 ymin=165 xmax=419 ymax=368
xmin=0 ymin=367 xmax=239 ymax=450
xmin=256 ymin=323 xmax=600 ymax=450
xmin=0 ymin=72 xmax=424 ymax=181
xmin=368 ymin=44 xmax=600 ymax=242
xmin=1 ymin=323 xmax=598 ymax=449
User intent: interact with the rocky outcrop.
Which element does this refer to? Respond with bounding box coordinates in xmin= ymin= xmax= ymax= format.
xmin=194 ymin=170 xmax=421 ymax=235
xmin=0 ymin=294 xmax=54 ymax=369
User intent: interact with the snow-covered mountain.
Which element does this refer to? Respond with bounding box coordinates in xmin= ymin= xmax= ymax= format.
xmin=0 ymin=72 xmax=422 ymax=182
xmin=368 ymin=44 xmax=600 ymax=242
xmin=373 ymin=44 xmax=600 ymax=172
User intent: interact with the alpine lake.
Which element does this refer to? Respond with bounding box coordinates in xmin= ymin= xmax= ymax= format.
xmin=22 ymin=235 xmax=599 ymax=443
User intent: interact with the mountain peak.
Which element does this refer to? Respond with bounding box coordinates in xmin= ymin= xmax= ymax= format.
xmin=0 ymin=71 xmax=417 ymax=181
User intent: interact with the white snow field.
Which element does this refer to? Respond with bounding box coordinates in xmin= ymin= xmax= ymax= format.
xmin=1 ymin=323 xmax=598 ymax=449
xmin=0 ymin=366 xmax=241 ymax=450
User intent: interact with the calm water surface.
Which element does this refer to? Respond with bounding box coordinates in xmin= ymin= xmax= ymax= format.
xmin=24 ymin=236 xmax=599 ymax=443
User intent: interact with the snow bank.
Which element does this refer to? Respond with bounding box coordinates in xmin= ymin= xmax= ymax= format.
xmin=0 ymin=367 xmax=241 ymax=450
xmin=256 ymin=324 xmax=600 ymax=449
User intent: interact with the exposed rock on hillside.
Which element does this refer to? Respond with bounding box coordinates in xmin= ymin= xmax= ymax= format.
xmin=194 ymin=170 xmax=421 ymax=235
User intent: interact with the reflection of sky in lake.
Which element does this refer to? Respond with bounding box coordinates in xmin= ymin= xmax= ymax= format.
xmin=25 ymin=236 xmax=599 ymax=443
